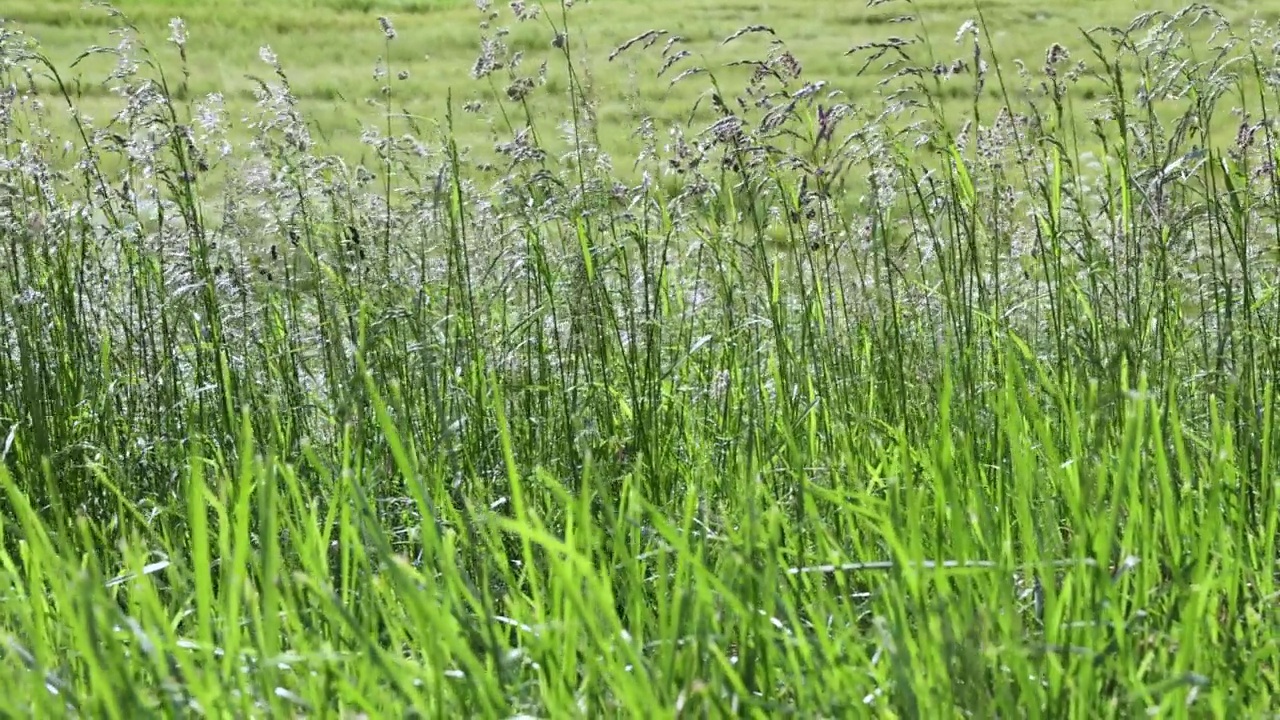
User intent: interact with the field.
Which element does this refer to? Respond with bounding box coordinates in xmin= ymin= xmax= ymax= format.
xmin=2 ymin=0 xmax=1261 ymax=178
xmin=2 ymin=0 xmax=1280 ymax=717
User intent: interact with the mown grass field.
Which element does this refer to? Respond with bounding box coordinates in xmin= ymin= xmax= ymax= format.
xmin=2 ymin=0 xmax=1280 ymax=717
xmin=3 ymin=0 xmax=1263 ymax=175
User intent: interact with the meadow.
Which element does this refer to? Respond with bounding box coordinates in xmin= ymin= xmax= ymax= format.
xmin=0 ymin=0 xmax=1259 ymax=178
xmin=0 ymin=0 xmax=1279 ymax=717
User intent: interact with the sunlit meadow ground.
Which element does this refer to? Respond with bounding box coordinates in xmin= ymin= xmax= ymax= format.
xmin=2 ymin=0 xmax=1280 ymax=717
xmin=3 ymin=0 xmax=1268 ymax=178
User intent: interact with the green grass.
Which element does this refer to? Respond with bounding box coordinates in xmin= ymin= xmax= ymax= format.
xmin=3 ymin=0 xmax=1264 ymax=181
xmin=1 ymin=0 xmax=1280 ymax=717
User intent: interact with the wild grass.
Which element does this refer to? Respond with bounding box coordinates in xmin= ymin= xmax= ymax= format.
xmin=0 ymin=0 xmax=1278 ymax=717
xmin=0 ymin=0 xmax=1237 ymax=189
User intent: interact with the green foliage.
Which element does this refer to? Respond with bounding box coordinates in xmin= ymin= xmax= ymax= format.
xmin=0 ymin=0 xmax=1225 ymax=188
xmin=0 ymin=1 xmax=1278 ymax=717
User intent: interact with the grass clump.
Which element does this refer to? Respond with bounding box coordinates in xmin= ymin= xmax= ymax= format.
xmin=0 ymin=1 xmax=1278 ymax=717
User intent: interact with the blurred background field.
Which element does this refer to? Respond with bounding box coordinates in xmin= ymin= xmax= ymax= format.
xmin=3 ymin=0 xmax=1265 ymax=183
